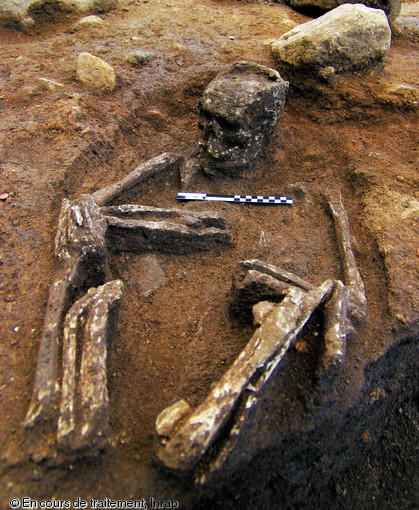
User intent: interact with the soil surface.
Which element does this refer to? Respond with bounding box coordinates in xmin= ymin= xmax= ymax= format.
xmin=0 ymin=1 xmax=418 ymax=509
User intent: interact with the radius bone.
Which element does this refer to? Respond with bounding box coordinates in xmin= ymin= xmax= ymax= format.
xmin=92 ymin=152 xmax=183 ymax=207
xmin=102 ymin=205 xmax=231 ymax=253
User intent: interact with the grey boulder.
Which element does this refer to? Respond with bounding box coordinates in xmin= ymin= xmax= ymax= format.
xmin=287 ymin=0 xmax=402 ymax=28
xmin=271 ymin=3 xmax=391 ymax=73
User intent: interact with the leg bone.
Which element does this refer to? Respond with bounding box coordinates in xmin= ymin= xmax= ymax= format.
xmin=25 ymin=196 xmax=108 ymax=427
xmin=157 ymin=280 xmax=335 ymax=473
xmin=57 ymin=280 xmax=123 ymax=450
xmin=327 ymin=195 xmax=367 ymax=324
xmin=24 ymin=260 xmax=81 ymax=426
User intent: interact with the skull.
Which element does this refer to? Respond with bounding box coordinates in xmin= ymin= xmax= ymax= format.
xmin=198 ymin=61 xmax=289 ymax=177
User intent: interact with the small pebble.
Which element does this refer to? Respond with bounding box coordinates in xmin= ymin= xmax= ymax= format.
xmin=124 ymin=50 xmax=154 ymax=66
xmin=21 ymin=17 xmax=35 ymax=28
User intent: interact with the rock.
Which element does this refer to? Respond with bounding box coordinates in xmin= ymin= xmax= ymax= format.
xmin=76 ymin=52 xmax=116 ymax=91
xmin=318 ymin=66 xmax=335 ymax=82
xmin=271 ymin=4 xmax=391 ymax=73
xmin=395 ymin=5 xmax=419 ymax=42
xmin=69 ymin=14 xmax=105 ymax=32
xmin=198 ymin=61 xmax=288 ymax=177
xmin=122 ymin=254 xmax=168 ymax=297
xmin=287 ymin=0 xmax=402 ymax=29
xmin=124 ymin=50 xmax=155 ymax=66
xmin=21 ymin=16 xmax=35 ymax=28
xmin=0 ymin=0 xmax=118 ymax=28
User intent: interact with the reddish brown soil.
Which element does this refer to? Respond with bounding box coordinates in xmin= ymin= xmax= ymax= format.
xmin=0 ymin=1 xmax=418 ymax=508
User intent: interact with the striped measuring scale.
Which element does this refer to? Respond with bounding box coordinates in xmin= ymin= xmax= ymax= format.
xmin=177 ymin=192 xmax=293 ymax=205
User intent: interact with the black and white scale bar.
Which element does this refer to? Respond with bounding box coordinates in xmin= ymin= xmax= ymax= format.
xmin=177 ymin=192 xmax=293 ymax=205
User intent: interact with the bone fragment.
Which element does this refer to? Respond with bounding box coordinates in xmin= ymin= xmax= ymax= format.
xmin=230 ymin=260 xmax=314 ymax=318
xmin=231 ymin=269 xmax=302 ymax=318
xmin=57 ymin=280 xmax=123 ymax=450
xmin=239 ymin=260 xmax=314 ymax=292
xmin=180 ymin=154 xmax=203 ymax=188
xmin=25 ymin=259 xmax=85 ymax=427
xmin=92 ymin=153 xmax=183 ymax=207
xmin=156 ymin=400 xmax=192 ymax=439
xmin=55 ymin=195 xmax=108 ymax=262
xmin=157 ymin=280 xmax=335 ymax=473
xmin=327 ymin=196 xmax=367 ymax=324
xmin=101 ymin=204 xmax=227 ymax=230
xmin=104 ymin=214 xmax=231 ymax=254
xmin=316 ymin=280 xmax=348 ymax=389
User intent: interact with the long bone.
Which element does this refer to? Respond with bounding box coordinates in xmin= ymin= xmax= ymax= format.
xmin=327 ymin=195 xmax=367 ymax=324
xmin=57 ymin=280 xmax=123 ymax=450
xmin=58 ymin=280 xmax=123 ymax=450
xmin=156 ymin=280 xmax=337 ymax=473
xmin=92 ymin=152 xmax=183 ymax=207
xmin=102 ymin=205 xmax=231 ymax=253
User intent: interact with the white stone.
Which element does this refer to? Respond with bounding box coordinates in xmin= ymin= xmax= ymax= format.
xmin=271 ymin=4 xmax=391 ymax=73
xmin=69 ymin=15 xmax=105 ymax=32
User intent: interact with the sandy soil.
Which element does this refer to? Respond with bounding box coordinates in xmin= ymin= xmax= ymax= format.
xmin=0 ymin=0 xmax=418 ymax=508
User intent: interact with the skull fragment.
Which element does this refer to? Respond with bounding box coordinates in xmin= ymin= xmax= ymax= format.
xmin=198 ymin=61 xmax=289 ymax=176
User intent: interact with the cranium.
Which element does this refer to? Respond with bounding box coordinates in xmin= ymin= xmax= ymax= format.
xmin=198 ymin=61 xmax=289 ymax=176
